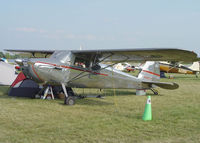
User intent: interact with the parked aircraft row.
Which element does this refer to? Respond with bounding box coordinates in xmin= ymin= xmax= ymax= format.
xmin=159 ymin=61 xmax=199 ymax=77
xmin=114 ymin=61 xmax=200 ymax=77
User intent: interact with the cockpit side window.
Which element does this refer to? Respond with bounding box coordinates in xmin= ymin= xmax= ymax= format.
xmin=73 ymin=57 xmax=101 ymax=70
xmin=74 ymin=57 xmax=90 ymax=69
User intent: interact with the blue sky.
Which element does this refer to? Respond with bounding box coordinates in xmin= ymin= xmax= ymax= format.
xmin=0 ymin=0 xmax=200 ymax=53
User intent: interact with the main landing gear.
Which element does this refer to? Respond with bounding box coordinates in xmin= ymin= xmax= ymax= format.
xmin=61 ymin=83 xmax=75 ymax=105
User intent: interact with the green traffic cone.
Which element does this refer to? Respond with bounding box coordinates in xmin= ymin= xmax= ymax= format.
xmin=142 ymin=96 xmax=152 ymax=121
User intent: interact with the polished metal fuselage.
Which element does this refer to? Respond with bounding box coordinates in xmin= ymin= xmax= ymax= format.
xmin=22 ymin=51 xmax=147 ymax=89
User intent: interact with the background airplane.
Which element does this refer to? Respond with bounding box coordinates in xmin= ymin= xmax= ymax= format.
xmin=159 ymin=61 xmax=200 ymax=77
xmin=122 ymin=61 xmax=200 ymax=78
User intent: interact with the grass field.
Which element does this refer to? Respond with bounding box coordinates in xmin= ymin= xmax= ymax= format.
xmin=0 ymin=73 xmax=200 ymax=143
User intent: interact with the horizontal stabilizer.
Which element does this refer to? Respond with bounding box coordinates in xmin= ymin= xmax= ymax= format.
xmin=143 ymin=81 xmax=179 ymax=90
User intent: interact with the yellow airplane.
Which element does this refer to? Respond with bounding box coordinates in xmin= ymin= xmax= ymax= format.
xmin=159 ymin=61 xmax=200 ymax=77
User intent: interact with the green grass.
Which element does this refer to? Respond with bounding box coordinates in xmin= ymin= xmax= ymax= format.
xmin=0 ymin=74 xmax=200 ymax=143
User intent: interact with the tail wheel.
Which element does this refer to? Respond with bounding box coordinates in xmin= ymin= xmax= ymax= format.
xmin=151 ymin=88 xmax=159 ymax=95
xmin=154 ymin=91 xmax=158 ymax=95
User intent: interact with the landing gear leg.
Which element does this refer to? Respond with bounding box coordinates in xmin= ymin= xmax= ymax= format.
xmin=196 ymin=72 xmax=198 ymax=78
xmin=61 ymin=83 xmax=75 ymax=105
xmin=151 ymin=88 xmax=159 ymax=95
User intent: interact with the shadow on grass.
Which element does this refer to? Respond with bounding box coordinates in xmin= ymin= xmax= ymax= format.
xmin=59 ymin=98 xmax=113 ymax=106
xmin=79 ymin=90 xmax=165 ymax=97
xmin=146 ymin=93 xmax=165 ymax=96
xmin=76 ymin=89 xmax=165 ymax=98
xmin=104 ymin=90 xmax=136 ymax=96
xmin=0 ymin=95 xmax=38 ymax=101
xmin=74 ymin=89 xmax=136 ymax=97
xmin=77 ymin=98 xmax=113 ymax=106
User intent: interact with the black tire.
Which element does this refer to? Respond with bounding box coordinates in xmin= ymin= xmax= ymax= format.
xmin=154 ymin=92 xmax=158 ymax=95
xmin=151 ymin=88 xmax=159 ymax=95
xmin=64 ymin=96 xmax=75 ymax=105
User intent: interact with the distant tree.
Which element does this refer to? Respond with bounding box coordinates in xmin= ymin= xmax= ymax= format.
xmin=0 ymin=52 xmax=5 ymax=58
xmin=4 ymin=52 xmax=21 ymax=59
xmin=1 ymin=52 xmax=46 ymax=59
xmin=4 ymin=53 xmax=11 ymax=59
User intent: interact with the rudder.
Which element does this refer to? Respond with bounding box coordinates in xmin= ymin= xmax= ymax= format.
xmin=138 ymin=61 xmax=160 ymax=82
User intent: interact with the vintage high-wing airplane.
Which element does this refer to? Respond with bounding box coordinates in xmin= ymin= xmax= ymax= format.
xmin=5 ymin=48 xmax=198 ymax=105
xmin=159 ymin=61 xmax=200 ymax=77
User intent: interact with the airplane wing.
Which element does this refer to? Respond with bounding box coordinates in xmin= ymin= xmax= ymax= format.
xmin=5 ymin=48 xmax=198 ymax=62
xmin=71 ymin=48 xmax=198 ymax=62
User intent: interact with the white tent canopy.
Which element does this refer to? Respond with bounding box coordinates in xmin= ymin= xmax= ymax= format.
xmin=0 ymin=62 xmax=18 ymax=85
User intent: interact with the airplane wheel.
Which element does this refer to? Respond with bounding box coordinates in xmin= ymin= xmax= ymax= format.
xmin=154 ymin=91 xmax=158 ymax=95
xmin=151 ymin=88 xmax=159 ymax=95
xmin=64 ymin=96 xmax=75 ymax=105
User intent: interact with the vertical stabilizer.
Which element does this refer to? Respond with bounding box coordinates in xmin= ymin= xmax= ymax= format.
xmin=188 ymin=62 xmax=200 ymax=71
xmin=138 ymin=61 xmax=160 ymax=82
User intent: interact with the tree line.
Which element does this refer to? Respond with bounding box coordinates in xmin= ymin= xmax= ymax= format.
xmin=0 ymin=52 xmax=30 ymax=59
xmin=0 ymin=52 xmax=49 ymax=59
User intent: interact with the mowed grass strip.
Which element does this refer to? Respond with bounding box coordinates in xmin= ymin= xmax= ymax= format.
xmin=0 ymin=74 xmax=200 ymax=143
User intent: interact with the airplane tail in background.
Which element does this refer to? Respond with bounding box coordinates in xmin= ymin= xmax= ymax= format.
xmin=138 ymin=61 xmax=160 ymax=82
xmin=138 ymin=61 xmax=179 ymax=90
xmin=188 ymin=62 xmax=200 ymax=72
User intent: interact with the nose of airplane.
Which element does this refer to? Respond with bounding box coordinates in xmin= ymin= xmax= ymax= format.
xmin=15 ymin=59 xmax=43 ymax=83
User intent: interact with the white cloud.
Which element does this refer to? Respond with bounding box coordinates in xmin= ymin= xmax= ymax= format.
xmin=84 ymin=35 xmax=96 ymax=40
xmin=39 ymin=29 xmax=47 ymax=34
xmin=55 ymin=30 xmax=65 ymax=33
xmin=15 ymin=27 xmax=37 ymax=32
xmin=65 ymin=34 xmax=97 ymax=40
xmin=65 ymin=34 xmax=76 ymax=39
xmin=42 ymin=34 xmax=60 ymax=40
xmin=15 ymin=27 xmax=115 ymax=41
xmin=15 ymin=27 xmax=48 ymax=34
